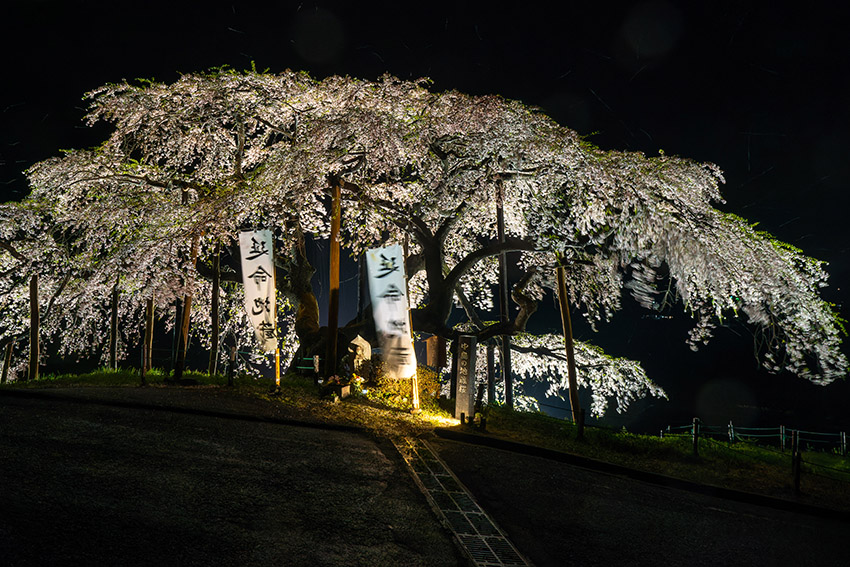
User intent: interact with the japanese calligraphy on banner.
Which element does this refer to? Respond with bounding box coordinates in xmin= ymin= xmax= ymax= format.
xmin=239 ymin=230 xmax=277 ymax=353
xmin=366 ymin=244 xmax=417 ymax=379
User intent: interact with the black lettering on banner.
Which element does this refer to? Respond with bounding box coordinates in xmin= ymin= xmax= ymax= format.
xmin=376 ymin=254 xmax=400 ymax=278
xmin=246 ymin=237 xmax=270 ymax=260
xmin=257 ymin=321 xmax=276 ymax=339
xmin=252 ymin=297 xmax=271 ymax=315
xmin=248 ymin=266 xmax=272 ymax=287
xmin=379 ymin=284 xmax=404 ymax=302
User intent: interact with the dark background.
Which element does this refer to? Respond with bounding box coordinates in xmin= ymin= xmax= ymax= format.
xmin=2 ymin=1 xmax=848 ymax=432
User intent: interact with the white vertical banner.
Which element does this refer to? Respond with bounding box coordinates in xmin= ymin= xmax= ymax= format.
xmin=239 ymin=230 xmax=277 ymax=353
xmin=366 ymin=244 xmax=417 ymax=379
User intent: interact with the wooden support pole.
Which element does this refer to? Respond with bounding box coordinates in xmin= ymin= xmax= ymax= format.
xmin=144 ymin=296 xmax=154 ymax=374
xmin=228 ymin=345 xmax=237 ymax=387
xmin=326 ymin=180 xmax=341 ymax=378
xmin=29 ymin=274 xmax=39 ymax=382
xmin=496 ymin=191 xmax=512 ymax=408
xmin=174 ymin=234 xmax=200 ymax=381
xmin=556 ymin=265 xmax=581 ymax=424
xmin=208 ymin=243 xmax=221 ymax=376
xmin=486 ymin=342 xmax=495 ymax=405
xmin=174 ymin=293 xmax=192 ymax=380
xmin=2 ymin=341 xmax=13 ymax=384
xmin=404 ymin=233 xmax=420 ymax=413
xmin=272 ymin=348 xmax=281 ymax=392
xmin=109 ymin=278 xmax=119 ymax=370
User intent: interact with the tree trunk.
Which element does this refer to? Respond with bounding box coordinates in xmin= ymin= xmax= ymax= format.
xmin=109 ymin=278 xmax=119 ymax=370
xmin=29 ymin=274 xmax=39 ymax=382
xmin=556 ymin=265 xmax=581 ymax=423
xmin=208 ymin=243 xmax=220 ymax=376
xmin=326 ymin=180 xmax=341 ymax=378
xmin=2 ymin=341 xmax=12 ymax=384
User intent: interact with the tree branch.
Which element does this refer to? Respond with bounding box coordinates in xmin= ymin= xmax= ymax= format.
xmin=443 ymin=237 xmax=537 ymax=293
xmin=0 ymin=241 xmax=27 ymax=262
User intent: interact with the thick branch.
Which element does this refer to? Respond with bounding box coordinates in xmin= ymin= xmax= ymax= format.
xmin=0 ymin=241 xmax=27 ymax=262
xmin=443 ymin=238 xmax=537 ymax=293
xmin=454 ymin=286 xmax=486 ymax=331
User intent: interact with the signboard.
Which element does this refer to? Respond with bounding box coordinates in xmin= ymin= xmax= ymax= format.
xmin=239 ymin=230 xmax=277 ymax=353
xmin=366 ymin=244 xmax=416 ymax=379
xmin=455 ymin=334 xmax=477 ymax=419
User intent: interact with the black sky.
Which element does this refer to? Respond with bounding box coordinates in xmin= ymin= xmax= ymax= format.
xmin=2 ymin=0 xmax=848 ymax=430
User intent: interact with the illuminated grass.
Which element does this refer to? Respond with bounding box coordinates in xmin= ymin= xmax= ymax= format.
xmin=482 ymin=404 xmax=850 ymax=510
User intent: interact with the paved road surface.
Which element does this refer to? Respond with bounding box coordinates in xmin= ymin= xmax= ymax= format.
xmin=3 ymin=388 xmax=847 ymax=567
xmin=430 ymin=437 xmax=848 ymax=567
xmin=0 ymin=391 xmax=463 ymax=567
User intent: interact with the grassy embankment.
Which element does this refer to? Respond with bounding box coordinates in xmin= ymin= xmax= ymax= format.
xmin=5 ymin=367 xmax=850 ymax=512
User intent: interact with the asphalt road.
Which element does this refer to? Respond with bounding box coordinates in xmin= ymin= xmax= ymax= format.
xmin=2 ymin=388 xmax=847 ymax=567
xmin=0 ymin=390 xmax=464 ymax=567
xmin=430 ymin=438 xmax=848 ymax=567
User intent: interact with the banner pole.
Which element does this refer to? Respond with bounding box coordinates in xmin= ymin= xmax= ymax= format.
xmin=275 ymin=347 xmax=281 ymax=389
xmin=404 ymin=233 xmax=420 ymax=413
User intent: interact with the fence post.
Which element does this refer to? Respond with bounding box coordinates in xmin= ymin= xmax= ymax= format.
xmin=728 ymin=420 xmax=735 ymax=446
xmin=791 ymin=430 xmax=802 ymax=495
xmin=841 ymin=432 xmax=846 ymax=457
xmin=780 ymin=425 xmax=785 ymax=452
xmin=790 ymin=429 xmax=796 ymax=470
xmin=692 ymin=417 xmax=700 ymax=457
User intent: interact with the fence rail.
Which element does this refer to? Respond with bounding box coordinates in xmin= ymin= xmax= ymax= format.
xmin=661 ymin=418 xmax=850 ymax=490
xmin=661 ymin=420 xmax=848 ymax=456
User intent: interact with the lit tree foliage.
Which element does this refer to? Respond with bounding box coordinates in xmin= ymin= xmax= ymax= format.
xmin=3 ymin=69 xmax=845 ymax=411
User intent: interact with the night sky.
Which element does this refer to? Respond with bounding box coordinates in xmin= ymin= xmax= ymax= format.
xmin=2 ymin=1 xmax=848 ymax=431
